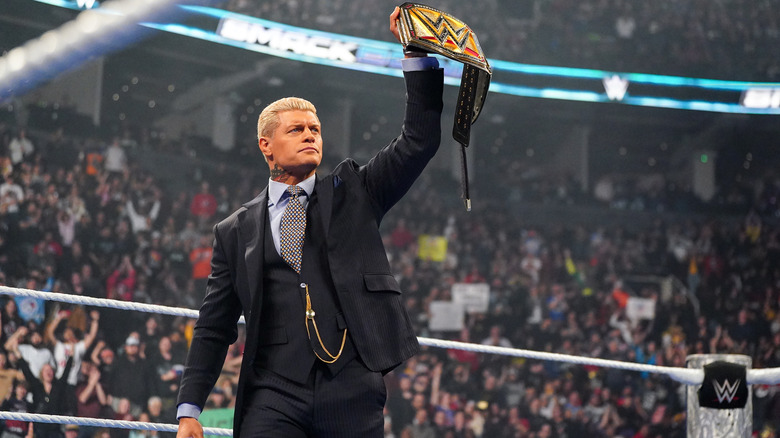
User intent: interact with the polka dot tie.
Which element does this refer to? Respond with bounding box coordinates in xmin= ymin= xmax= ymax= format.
xmin=279 ymin=185 xmax=306 ymax=273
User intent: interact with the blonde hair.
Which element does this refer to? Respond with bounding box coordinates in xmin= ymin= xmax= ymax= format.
xmin=256 ymin=97 xmax=317 ymax=140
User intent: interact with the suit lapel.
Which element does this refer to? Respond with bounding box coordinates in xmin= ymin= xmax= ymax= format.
xmin=239 ymin=188 xmax=268 ymax=308
xmin=316 ymin=174 xmax=334 ymax=236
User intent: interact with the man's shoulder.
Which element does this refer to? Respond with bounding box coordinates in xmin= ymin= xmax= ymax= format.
xmin=215 ymin=204 xmax=250 ymax=229
xmin=331 ymin=158 xmax=360 ymax=175
xmin=213 ymin=190 xmax=267 ymax=232
xmin=331 ymin=158 xmax=371 ymax=186
xmin=17 ymin=344 xmax=46 ymax=355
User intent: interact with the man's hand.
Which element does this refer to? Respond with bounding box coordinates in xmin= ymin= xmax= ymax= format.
xmin=389 ymin=6 xmax=402 ymax=43
xmin=177 ymin=418 xmax=203 ymax=438
xmin=390 ymin=6 xmax=427 ymax=58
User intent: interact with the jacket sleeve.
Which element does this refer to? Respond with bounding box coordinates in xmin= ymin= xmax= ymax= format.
xmin=176 ymin=222 xmax=243 ymax=409
xmin=359 ymin=68 xmax=444 ymax=219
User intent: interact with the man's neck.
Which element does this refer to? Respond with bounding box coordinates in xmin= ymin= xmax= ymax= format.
xmin=269 ymin=164 xmax=314 ymax=185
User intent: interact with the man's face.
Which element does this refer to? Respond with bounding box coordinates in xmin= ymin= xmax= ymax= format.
xmin=100 ymin=349 xmax=114 ymax=364
xmin=260 ymin=110 xmax=322 ymax=178
xmin=63 ymin=328 xmax=76 ymax=343
xmin=125 ymin=343 xmax=139 ymax=357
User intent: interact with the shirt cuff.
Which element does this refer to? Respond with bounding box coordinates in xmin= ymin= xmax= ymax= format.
xmin=177 ymin=403 xmax=202 ymax=420
xmin=401 ymin=56 xmax=439 ymax=71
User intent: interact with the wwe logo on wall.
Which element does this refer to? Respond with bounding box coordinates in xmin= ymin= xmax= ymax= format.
xmin=713 ymin=379 xmax=741 ymax=404
xmin=603 ymin=75 xmax=629 ymax=101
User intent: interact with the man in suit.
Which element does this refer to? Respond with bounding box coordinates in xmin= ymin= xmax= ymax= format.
xmin=176 ymin=7 xmax=443 ymax=438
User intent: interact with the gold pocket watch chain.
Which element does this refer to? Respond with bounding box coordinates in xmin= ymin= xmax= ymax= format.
xmin=304 ymin=284 xmax=347 ymax=363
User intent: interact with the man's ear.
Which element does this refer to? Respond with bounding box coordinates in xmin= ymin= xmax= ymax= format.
xmin=258 ymin=137 xmax=272 ymax=161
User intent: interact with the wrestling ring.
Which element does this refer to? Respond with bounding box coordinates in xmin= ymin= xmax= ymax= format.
xmin=0 ymin=284 xmax=777 ymax=437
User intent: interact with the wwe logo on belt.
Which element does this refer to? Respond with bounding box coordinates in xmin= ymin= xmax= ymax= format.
xmin=414 ymin=10 xmax=471 ymax=50
xmin=713 ymin=379 xmax=741 ymax=404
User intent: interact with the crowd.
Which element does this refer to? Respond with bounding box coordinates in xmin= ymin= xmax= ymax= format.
xmin=1 ymin=115 xmax=780 ymax=438
xmin=225 ymin=0 xmax=780 ymax=81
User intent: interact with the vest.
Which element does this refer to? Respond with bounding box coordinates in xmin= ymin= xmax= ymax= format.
xmin=253 ymin=190 xmax=357 ymax=383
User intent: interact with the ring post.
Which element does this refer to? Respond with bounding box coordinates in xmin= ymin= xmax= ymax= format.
xmin=686 ymin=354 xmax=752 ymax=438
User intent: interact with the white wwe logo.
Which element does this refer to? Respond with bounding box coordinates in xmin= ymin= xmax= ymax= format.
xmin=75 ymin=0 xmax=97 ymax=8
xmin=713 ymin=379 xmax=740 ymax=404
xmin=602 ymin=75 xmax=629 ymax=101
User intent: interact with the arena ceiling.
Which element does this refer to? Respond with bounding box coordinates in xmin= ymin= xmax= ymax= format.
xmin=2 ymin=0 xmax=779 ymax=181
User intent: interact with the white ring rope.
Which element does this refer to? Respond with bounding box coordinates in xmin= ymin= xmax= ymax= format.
xmin=0 ymin=285 xmax=244 ymax=323
xmin=416 ymin=337 xmax=706 ymax=385
xmin=4 ymin=284 xmax=779 ymax=385
xmin=0 ymin=412 xmax=232 ymax=436
xmin=2 ymin=283 xmax=780 ymax=434
xmin=5 ymin=284 xmax=780 ymax=385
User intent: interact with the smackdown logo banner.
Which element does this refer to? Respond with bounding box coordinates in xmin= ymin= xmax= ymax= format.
xmin=698 ymin=361 xmax=748 ymax=409
xmin=25 ymin=1 xmax=780 ymax=114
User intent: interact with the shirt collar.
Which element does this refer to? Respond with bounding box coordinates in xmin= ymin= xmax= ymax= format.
xmin=268 ymin=173 xmax=316 ymax=207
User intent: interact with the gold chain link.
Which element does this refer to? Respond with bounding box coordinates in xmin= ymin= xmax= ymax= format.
xmin=304 ymin=285 xmax=347 ymax=364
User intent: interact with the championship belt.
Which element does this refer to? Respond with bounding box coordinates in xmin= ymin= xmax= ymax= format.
xmin=397 ymin=2 xmax=492 ymax=211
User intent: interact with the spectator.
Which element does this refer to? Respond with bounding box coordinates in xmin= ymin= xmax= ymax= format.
xmin=18 ymin=357 xmax=73 ymax=438
xmin=2 ymin=299 xmax=24 ymax=340
xmin=188 ymin=235 xmax=212 ymax=299
xmin=87 ymin=341 xmax=113 ymax=380
xmin=127 ymin=412 xmax=156 ymax=438
xmin=0 ymin=175 xmax=24 ymax=202
xmin=139 ymin=316 xmax=161 ymax=358
xmin=124 ymin=190 xmax=161 ymax=235
xmin=407 ymin=408 xmax=435 ymax=438
xmin=5 ymin=325 xmax=54 ymax=378
xmin=103 ymin=138 xmax=128 ymax=174
xmin=1 ymin=381 xmax=34 ymax=438
xmin=8 ymin=129 xmax=34 ymax=165
xmin=0 ymin=185 xmax=22 ymax=216
xmin=146 ymin=335 xmax=182 ymax=418
xmin=57 ymin=210 xmax=76 ymax=250
xmin=74 ymin=361 xmax=108 ymax=438
xmin=213 ymin=184 xmax=232 ymax=218
xmin=188 ymin=181 xmax=216 ymax=227
xmin=0 ymin=352 xmax=21 ymax=401
xmin=106 ymin=256 xmax=137 ymax=301
xmin=176 ymin=220 xmax=200 ymax=248
xmin=45 ymin=309 xmax=100 ymax=388
xmin=480 ymin=325 xmax=512 ymax=348
xmin=0 ymin=156 xmax=13 ymax=178
xmin=76 ymin=264 xmax=102 ymax=298
xmin=62 ymin=425 xmax=79 ymax=438
xmin=143 ymin=397 xmax=173 ymax=438
xmin=31 ymin=232 xmax=63 ymax=269
xmin=110 ymin=334 xmax=149 ymax=413
xmin=112 ymin=398 xmax=135 ymax=438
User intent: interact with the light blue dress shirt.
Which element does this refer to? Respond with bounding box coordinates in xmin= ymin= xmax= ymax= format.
xmin=267 ymin=174 xmax=316 ymax=255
